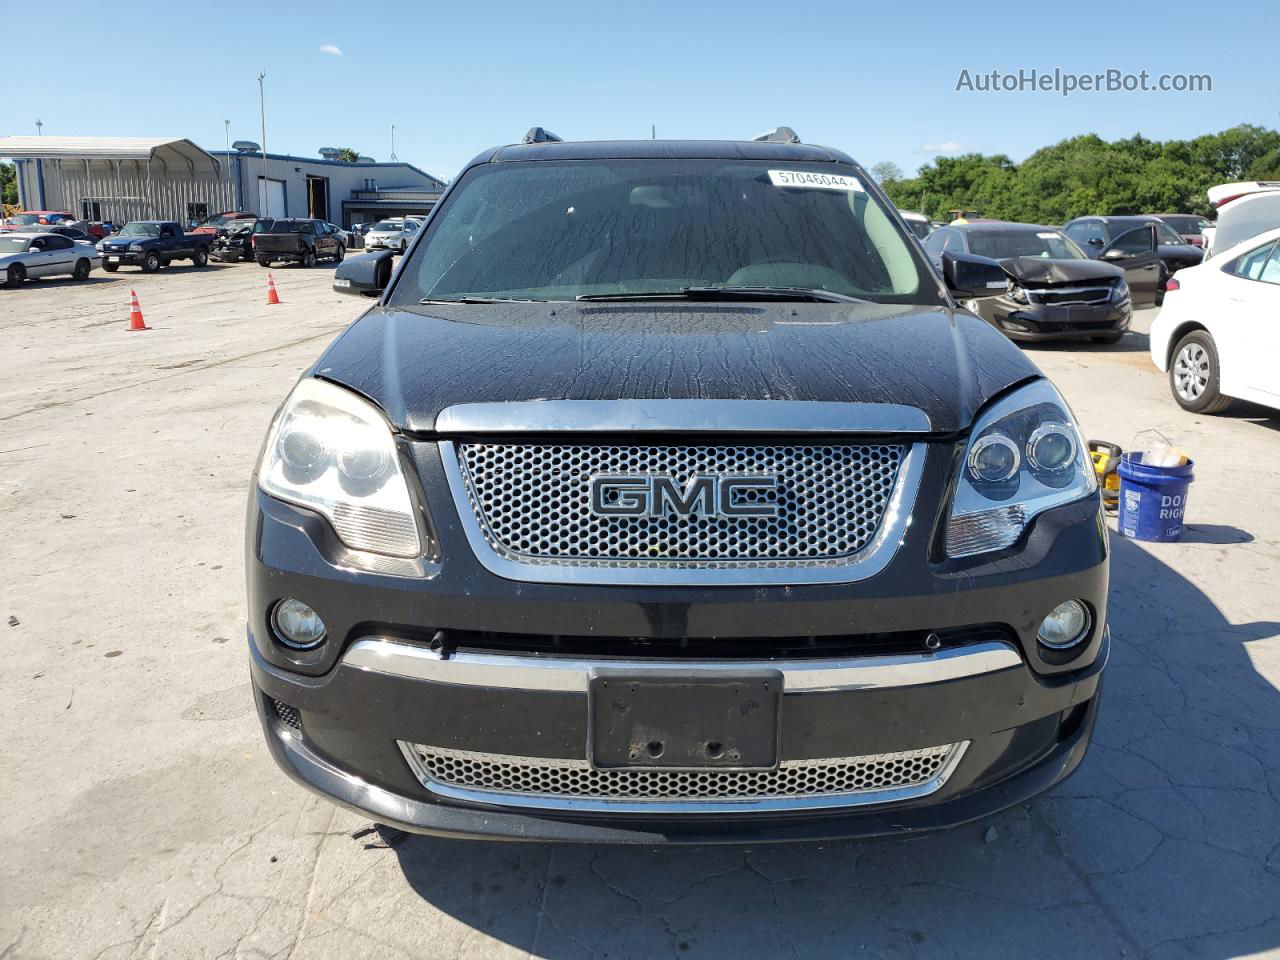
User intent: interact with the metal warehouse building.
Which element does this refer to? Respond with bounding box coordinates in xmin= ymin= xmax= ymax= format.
xmin=0 ymin=136 xmax=445 ymax=228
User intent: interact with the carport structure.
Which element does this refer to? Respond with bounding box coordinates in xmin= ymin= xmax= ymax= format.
xmin=0 ymin=136 xmax=228 ymax=227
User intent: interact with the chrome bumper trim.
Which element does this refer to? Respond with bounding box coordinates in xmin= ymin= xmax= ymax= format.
xmin=343 ymin=638 xmax=1023 ymax=693
xmin=434 ymin=399 xmax=932 ymax=435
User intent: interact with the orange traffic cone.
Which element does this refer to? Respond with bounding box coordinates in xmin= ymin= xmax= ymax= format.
xmin=127 ymin=289 xmax=149 ymax=331
xmin=266 ymin=273 xmax=281 ymax=305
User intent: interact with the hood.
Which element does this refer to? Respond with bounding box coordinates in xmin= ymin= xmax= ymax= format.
xmin=999 ymin=256 xmax=1124 ymax=285
xmin=314 ymin=302 xmax=1039 ymax=434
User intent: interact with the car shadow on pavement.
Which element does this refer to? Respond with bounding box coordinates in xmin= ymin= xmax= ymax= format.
xmin=382 ymin=531 xmax=1280 ymax=959
xmin=1021 ymin=329 xmax=1152 ymax=355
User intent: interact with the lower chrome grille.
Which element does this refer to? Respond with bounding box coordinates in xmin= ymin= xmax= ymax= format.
xmin=399 ymin=741 xmax=966 ymax=812
xmin=272 ymin=699 xmax=301 ymax=729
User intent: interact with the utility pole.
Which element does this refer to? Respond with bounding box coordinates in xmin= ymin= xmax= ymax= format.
xmin=35 ymin=119 xmax=43 ymax=136
xmin=651 ymin=124 xmax=656 ymax=140
xmin=390 ymin=124 xmax=397 ymax=161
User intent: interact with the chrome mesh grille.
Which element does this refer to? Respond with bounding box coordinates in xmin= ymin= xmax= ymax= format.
xmin=272 ymin=700 xmax=301 ymax=729
xmin=401 ymin=742 xmax=961 ymax=803
xmin=453 ymin=442 xmax=907 ymax=565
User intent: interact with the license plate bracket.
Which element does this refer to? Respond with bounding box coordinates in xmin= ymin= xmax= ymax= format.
xmin=589 ymin=672 xmax=781 ymax=769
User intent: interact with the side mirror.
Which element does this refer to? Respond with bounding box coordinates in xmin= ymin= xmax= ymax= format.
xmin=1102 ymin=248 xmax=1127 ymax=260
xmin=333 ymin=250 xmax=394 ymax=298
xmin=1086 ymin=237 xmax=1105 ymax=247
xmin=942 ymin=251 xmax=1008 ymax=300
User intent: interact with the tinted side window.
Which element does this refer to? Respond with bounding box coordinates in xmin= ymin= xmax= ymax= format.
xmin=1263 ymin=244 xmax=1280 ymax=285
xmin=1064 ymin=222 xmax=1089 ymax=244
xmin=942 ymin=230 xmax=964 ymax=253
xmin=922 ymin=230 xmax=947 ymax=256
xmin=1232 ymin=241 xmax=1278 ymax=281
xmin=1110 ymin=226 xmax=1154 ymax=256
xmin=48 ymin=235 xmax=75 ymax=250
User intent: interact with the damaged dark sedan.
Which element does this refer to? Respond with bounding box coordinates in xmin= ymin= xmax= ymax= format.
xmin=924 ymin=222 xmax=1134 ymax=343
xmin=246 ymin=130 xmax=1107 ymax=844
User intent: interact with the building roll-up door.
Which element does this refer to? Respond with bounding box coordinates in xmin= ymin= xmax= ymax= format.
xmin=258 ymin=177 xmax=286 ymax=218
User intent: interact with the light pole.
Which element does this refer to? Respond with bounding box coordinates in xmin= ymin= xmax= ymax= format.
xmin=35 ymin=119 xmax=43 ymax=136
xmin=224 ymin=119 xmax=232 ymax=207
xmin=257 ymin=72 xmax=269 ymax=214
xmin=390 ymin=124 xmax=397 ymax=162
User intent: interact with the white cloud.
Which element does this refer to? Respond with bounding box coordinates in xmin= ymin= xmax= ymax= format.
xmin=921 ymin=141 xmax=969 ymax=154
xmin=319 ymin=44 xmax=343 ymax=57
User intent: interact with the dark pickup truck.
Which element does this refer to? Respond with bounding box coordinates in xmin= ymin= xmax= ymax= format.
xmin=253 ymin=218 xmax=345 ymax=268
xmin=99 ymin=221 xmax=212 ymax=273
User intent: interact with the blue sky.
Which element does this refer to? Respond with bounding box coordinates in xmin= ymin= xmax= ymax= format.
xmin=8 ymin=0 xmax=1276 ymax=182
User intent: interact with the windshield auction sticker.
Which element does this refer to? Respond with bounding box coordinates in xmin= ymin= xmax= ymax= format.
xmin=769 ymin=170 xmax=864 ymax=192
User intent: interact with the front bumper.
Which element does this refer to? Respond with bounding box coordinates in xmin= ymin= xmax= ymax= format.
xmin=972 ymin=296 xmax=1131 ymax=342
xmin=101 ymin=250 xmax=145 ymax=265
xmin=245 ymin=436 xmax=1110 ymax=843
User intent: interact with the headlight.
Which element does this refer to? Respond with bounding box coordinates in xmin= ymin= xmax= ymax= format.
xmin=258 ymin=378 xmax=424 ymax=558
xmin=946 ymin=380 xmax=1097 ymax=558
xmin=1111 ymin=280 xmax=1130 ymax=302
xmin=1006 ymin=280 xmax=1029 ymax=304
xmin=129 ymin=241 xmax=145 ymax=250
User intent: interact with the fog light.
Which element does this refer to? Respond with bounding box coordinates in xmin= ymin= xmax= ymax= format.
xmin=1038 ymin=600 xmax=1090 ymax=649
xmin=272 ymin=598 xmax=327 ymax=649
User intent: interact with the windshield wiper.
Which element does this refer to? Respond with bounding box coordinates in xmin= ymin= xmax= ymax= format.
xmin=418 ymin=296 xmax=548 ymax=304
xmin=576 ymin=286 xmax=870 ymax=304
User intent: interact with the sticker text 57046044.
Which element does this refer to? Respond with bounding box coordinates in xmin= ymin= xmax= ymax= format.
xmin=768 ymin=170 xmax=864 ymax=192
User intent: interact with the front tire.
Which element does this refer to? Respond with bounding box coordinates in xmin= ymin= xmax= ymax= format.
xmin=1170 ymin=330 xmax=1232 ymax=413
xmin=143 ymin=251 xmax=161 ymax=273
xmin=257 ymin=258 xmax=271 ymax=268
xmin=301 ymin=249 xmax=317 ymax=268
xmin=103 ymin=263 xmax=118 ymax=273
xmin=73 ymin=258 xmax=91 ymax=280
xmin=333 ymin=244 xmax=345 ymax=263
xmin=5 ymin=263 xmax=25 ymax=288
xmin=193 ymin=248 xmax=208 ymax=267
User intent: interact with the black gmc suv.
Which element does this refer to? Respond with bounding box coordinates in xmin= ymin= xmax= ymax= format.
xmin=246 ymin=129 xmax=1108 ymax=843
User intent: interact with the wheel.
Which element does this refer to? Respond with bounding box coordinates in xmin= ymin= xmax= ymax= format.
xmin=333 ymin=244 xmax=345 ymax=263
xmin=257 ymin=258 xmax=271 ymax=268
xmin=5 ymin=263 xmax=25 ymax=288
xmin=73 ymin=258 xmax=91 ymax=280
xmin=301 ymin=249 xmax=317 ymax=268
xmin=1170 ymin=330 xmax=1232 ymax=414
xmin=103 ymin=263 xmax=118 ymax=273
xmin=143 ymin=251 xmax=161 ymax=273
xmin=1091 ymin=332 xmax=1124 ymax=344
xmin=193 ymin=248 xmax=208 ymax=267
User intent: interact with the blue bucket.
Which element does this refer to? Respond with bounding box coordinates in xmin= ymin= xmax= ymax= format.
xmin=1117 ymin=453 xmax=1195 ymax=542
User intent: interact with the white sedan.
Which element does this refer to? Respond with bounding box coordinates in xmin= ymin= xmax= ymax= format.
xmin=1 ymin=231 xmax=101 ymax=287
xmin=1150 ymin=225 xmax=1280 ymax=413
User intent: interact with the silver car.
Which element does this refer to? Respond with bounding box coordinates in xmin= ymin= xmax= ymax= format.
xmin=364 ymin=218 xmax=407 ymax=252
xmin=1 ymin=232 xmax=101 ymax=287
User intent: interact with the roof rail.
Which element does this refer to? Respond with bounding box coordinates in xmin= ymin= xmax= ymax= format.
xmin=523 ymin=127 xmax=563 ymax=144
xmin=752 ymin=126 xmax=800 ymax=144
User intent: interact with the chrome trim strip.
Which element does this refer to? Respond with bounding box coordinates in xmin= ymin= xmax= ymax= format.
xmin=343 ymin=639 xmax=1023 ymax=693
xmin=438 ymin=440 xmax=928 ymax=586
xmin=396 ymin=740 xmax=970 ymax=814
xmin=434 ymin=399 xmax=932 ymax=435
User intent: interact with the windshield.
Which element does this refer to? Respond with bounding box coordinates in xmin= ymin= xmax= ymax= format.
xmin=119 ymin=222 xmax=161 ymax=237
xmin=390 ymin=159 xmax=935 ymax=304
xmin=1159 ymin=215 xmax=1209 ymax=234
xmin=967 ymin=229 xmax=1085 ymax=260
xmin=373 ymin=220 xmax=402 ymax=232
xmin=0 ymin=237 xmax=31 ymax=253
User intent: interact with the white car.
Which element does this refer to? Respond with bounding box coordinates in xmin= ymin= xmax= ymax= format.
xmin=898 ymin=210 xmax=932 ymax=241
xmin=1 ymin=232 xmax=101 ymax=287
xmin=365 ymin=218 xmax=408 ymax=252
xmin=1150 ymin=225 xmax=1280 ymax=413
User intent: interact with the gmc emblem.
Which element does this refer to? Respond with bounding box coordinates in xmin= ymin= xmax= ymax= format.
xmin=589 ymin=475 xmax=779 ymax=519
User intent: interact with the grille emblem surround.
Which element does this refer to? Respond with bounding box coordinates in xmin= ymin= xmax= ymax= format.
xmin=589 ymin=474 xmax=779 ymax=519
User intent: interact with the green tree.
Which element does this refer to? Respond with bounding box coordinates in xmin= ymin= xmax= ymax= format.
xmin=337 ymin=147 xmax=361 ymax=163
xmin=870 ymin=161 xmax=903 ymax=184
xmin=1 ymin=162 xmax=16 ymax=207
